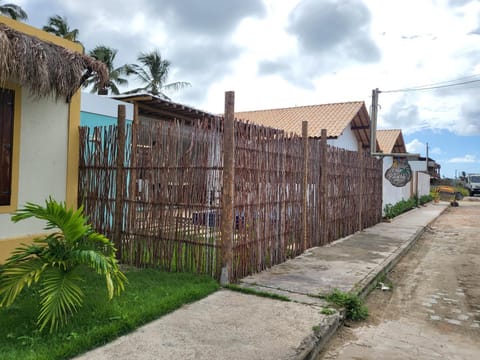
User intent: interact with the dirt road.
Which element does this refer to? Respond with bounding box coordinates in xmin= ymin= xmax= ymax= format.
xmin=318 ymin=200 xmax=480 ymax=360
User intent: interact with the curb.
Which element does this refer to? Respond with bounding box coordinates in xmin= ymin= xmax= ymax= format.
xmin=291 ymin=311 xmax=345 ymax=360
xmin=293 ymin=203 xmax=449 ymax=360
xmin=354 ymin=203 xmax=449 ymax=299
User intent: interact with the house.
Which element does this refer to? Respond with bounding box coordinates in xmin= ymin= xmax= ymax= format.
xmin=235 ymin=101 xmax=373 ymax=152
xmin=376 ymin=129 xmax=430 ymax=210
xmin=0 ymin=16 xmax=107 ymax=262
xmin=409 ymin=155 xmax=441 ymax=183
xmin=81 ymin=92 xmax=134 ymax=128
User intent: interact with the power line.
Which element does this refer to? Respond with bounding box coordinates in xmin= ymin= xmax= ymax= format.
xmin=381 ymin=74 xmax=480 ymax=93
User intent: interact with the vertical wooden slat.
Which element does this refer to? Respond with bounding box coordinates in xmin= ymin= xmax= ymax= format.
xmin=221 ymin=91 xmax=235 ymax=284
xmin=302 ymin=121 xmax=308 ymax=251
xmin=114 ymin=105 xmax=126 ymax=260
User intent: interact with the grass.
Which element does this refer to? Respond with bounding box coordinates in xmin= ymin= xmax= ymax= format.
xmin=224 ymin=284 xmax=291 ymax=302
xmin=0 ymin=267 xmax=219 ymax=360
xmin=324 ymin=289 xmax=368 ymax=321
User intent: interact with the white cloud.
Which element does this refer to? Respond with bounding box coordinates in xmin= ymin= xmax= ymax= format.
xmin=447 ymin=154 xmax=478 ymax=163
xmin=430 ymin=147 xmax=442 ymax=155
xmin=405 ymin=139 xmax=425 ymax=154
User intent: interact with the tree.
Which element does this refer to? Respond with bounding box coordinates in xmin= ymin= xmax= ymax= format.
xmin=0 ymin=198 xmax=126 ymax=333
xmin=0 ymin=2 xmax=28 ymax=20
xmin=84 ymin=45 xmax=129 ymax=95
xmin=125 ymin=50 xmax=190 ymax=99
xmin=42 ymin=15 xmax=79 ymax=42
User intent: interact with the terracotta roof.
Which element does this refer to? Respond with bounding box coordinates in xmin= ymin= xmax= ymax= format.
xmin=235 ymin=101 xmax=372 ymax=148
xmin=235 ymin=101 xmax=364 ymax=137
xmin=376 ymin=129 xmax=407 ymax=153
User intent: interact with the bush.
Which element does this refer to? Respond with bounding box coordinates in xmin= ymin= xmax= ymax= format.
xmin=324 ymin=289 xmax=368 ymax=321
xmin=419 ymin=194 xmax=433 ymax=205
xmin=383 ymin=198 xmax=417 ymax=219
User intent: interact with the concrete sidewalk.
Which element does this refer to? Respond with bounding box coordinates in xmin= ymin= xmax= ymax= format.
xmin=74 ymin=203 xmax=448 ymax=360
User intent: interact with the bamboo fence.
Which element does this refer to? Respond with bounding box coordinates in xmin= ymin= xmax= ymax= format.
xmin=78 ymin=103 xmax=382 ymax=282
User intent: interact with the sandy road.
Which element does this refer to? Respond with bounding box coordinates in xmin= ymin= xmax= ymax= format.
xmin=318 ymin=200 xmax=480 ymax=360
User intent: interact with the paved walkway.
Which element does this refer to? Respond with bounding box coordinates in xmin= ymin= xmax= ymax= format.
xmin=74 ymin=202 xmax=448 ymax=360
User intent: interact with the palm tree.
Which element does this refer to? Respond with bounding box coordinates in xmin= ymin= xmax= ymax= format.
xmin=84 ymin=45 xmax=129 ymax=95
xmin=0 ymin=2 xmax=28 ymax=20
xmin=42 ymin=15 xmax=79 ymax=42
xmin=125 ymin=50 xmax=190 ymax=99
xmin=0 ymin=198 xmax=126 ymax=333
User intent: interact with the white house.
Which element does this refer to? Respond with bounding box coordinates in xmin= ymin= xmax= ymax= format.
xmin=0 ymin=16 xmax=107 ymax=262
xmin=235 ymin=101 xmax=372 ymax=151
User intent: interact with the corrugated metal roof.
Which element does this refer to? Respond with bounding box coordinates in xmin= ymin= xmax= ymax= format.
xmin=376 ymin=129 xmax=407 ymax=153
xmin=235 ymin=101 xmax=365 ymax=138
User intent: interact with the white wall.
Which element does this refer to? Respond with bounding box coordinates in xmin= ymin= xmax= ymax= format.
xmin=382 ymin=157 xmax=411 ymax=211
xmin=415 ymin=172 xmax=431 ymax=197
xmin=409 ymin=160 xmax=427 ymax=172
xmin=81 ymin=92 xmax=134 ymax=120
xmin=327 ymin=123 xmax=359 ymax=151
xmin=0 ymin=92 xmax=69 ymax=239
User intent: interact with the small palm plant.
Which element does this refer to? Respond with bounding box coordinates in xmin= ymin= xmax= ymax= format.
xmin=0 ymin=198 xmax=126 ymax=332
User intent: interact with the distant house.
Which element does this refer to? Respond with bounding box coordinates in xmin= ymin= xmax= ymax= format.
xmin=235 ymin=101 xmax=373 ymax=152
xmin=0 ymin=16 xmax=107 ymax=262
xmin=112 ymin=92 xmax=217 ymax=124
xmin=409 ymin=155 xmax=441 ymax=183
xmin=376 ymin=129 xmax=430 ymax=210
xmin=81 ymin=92 xmax=134 ymax=128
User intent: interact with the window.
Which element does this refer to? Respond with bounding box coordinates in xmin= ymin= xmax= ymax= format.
xmin=0 ymin=87 xmax=15 ymax=206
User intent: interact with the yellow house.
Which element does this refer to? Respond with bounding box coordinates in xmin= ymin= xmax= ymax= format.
xmin=0 ymin=16 xmax=107 ymax=261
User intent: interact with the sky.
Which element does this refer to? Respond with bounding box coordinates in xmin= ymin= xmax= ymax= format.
xmin=14 ymin=0 xmax=480 ymax=178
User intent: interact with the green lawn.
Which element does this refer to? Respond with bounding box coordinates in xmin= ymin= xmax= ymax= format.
xmin=0 ymin=267 xmax=219 ymax=360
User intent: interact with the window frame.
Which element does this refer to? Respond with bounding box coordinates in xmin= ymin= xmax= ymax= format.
xmin=0 ymin=83 xmax=21 ymax=214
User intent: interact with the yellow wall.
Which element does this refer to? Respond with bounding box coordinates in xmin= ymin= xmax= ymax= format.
xmin=0 ymin=16 xmax=83 ymax=261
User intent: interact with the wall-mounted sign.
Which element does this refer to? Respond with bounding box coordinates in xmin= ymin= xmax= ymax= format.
xmin=385 ymin=157 xmax=412 ymax=187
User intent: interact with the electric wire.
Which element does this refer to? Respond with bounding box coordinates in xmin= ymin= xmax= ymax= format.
xmin=381 ymin=73 xmax=480 ymax=93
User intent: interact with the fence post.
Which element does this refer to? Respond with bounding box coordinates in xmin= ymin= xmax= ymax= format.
xmin=358 ymin=151 xmax=364 ymax=231
xmin=220 ymin=91 xmax=235 ymax=285
xmin=114 ymin=105 xmax=126 ymax=260
xmin=320 ymin=129 xmax=328 ymax=244
xmin=302 ymin=121 xmax=308 ymax=251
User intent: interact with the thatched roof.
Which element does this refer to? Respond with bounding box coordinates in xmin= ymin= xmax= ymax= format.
xmin=0 ymin=23 xmax=108 ymax=100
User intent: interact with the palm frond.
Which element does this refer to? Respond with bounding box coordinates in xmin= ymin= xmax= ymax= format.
xmin=163 ymin=81 xmax=191 ymax=92
xmin=37 ymin=267 xmax=84 ymax=333
xmin=11 ymin=198 xmax=90 ymax=243
xmin=0 ymin=258 xmax=45 ymax=307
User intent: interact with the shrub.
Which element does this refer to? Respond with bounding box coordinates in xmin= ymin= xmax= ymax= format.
xmin=0 ymin=198 xmax=126 ymax=333
xmin=383 ymin=198 xmax=417 ymax=219
xmin=324 ymin=289 xmax=368 ymax=321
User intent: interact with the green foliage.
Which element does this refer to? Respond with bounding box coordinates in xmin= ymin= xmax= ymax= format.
xmin=324 ymin=289 xmax=368 ymax=321
xmin=0 ymin=198 xmax=126 ymax=332
xmin=224 ymin=284 xmax=291 ymax=302
xmin=418 ymin=194 xmax=433 ymax=205
xmin=383 ymin=198 xmax=417 ymax=220
xmin=320 ymin=307 xmax=336 ymax=315
xmin=0 ymin=268 xmax=218 ymax=360
xmin=454 ymin=186 xmax=469 ymax=197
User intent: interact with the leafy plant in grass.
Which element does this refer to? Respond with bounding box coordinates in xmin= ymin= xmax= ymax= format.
xmin=419 ymin=194 xmax=433 ymax=205
xmin=383 ymin=198 xmax=417 ymax=220
xmin=324 ymin=289 xmax=368 ymax=321
xmin=0 ymin=198 xmax=126 ymax=333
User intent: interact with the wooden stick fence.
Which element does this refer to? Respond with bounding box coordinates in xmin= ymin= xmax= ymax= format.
xmin=78 ymin=93 xmax=382 ymax=282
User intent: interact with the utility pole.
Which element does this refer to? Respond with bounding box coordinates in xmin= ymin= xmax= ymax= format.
xmin=426 ymin=142 xmax=429 ymax=172
xmin=370 ymin=88 xmax=380 ymax=155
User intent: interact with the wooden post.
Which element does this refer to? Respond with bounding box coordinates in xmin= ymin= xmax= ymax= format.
xmin=220 ymin=91 xmax=235 ymax=285
xmin=114 ymin=105 xmax=126 ymax=260
xmin=358 ymin=152 xmax=364 ymax=231
xmin=302 ymin=121 xmax=308 ymax=251
xmin=320 ymin=129 xmax=328 ymax=245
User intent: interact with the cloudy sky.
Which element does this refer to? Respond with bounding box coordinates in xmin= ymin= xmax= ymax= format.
xmin=16 ymin=0 xmax=480 ymax=178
